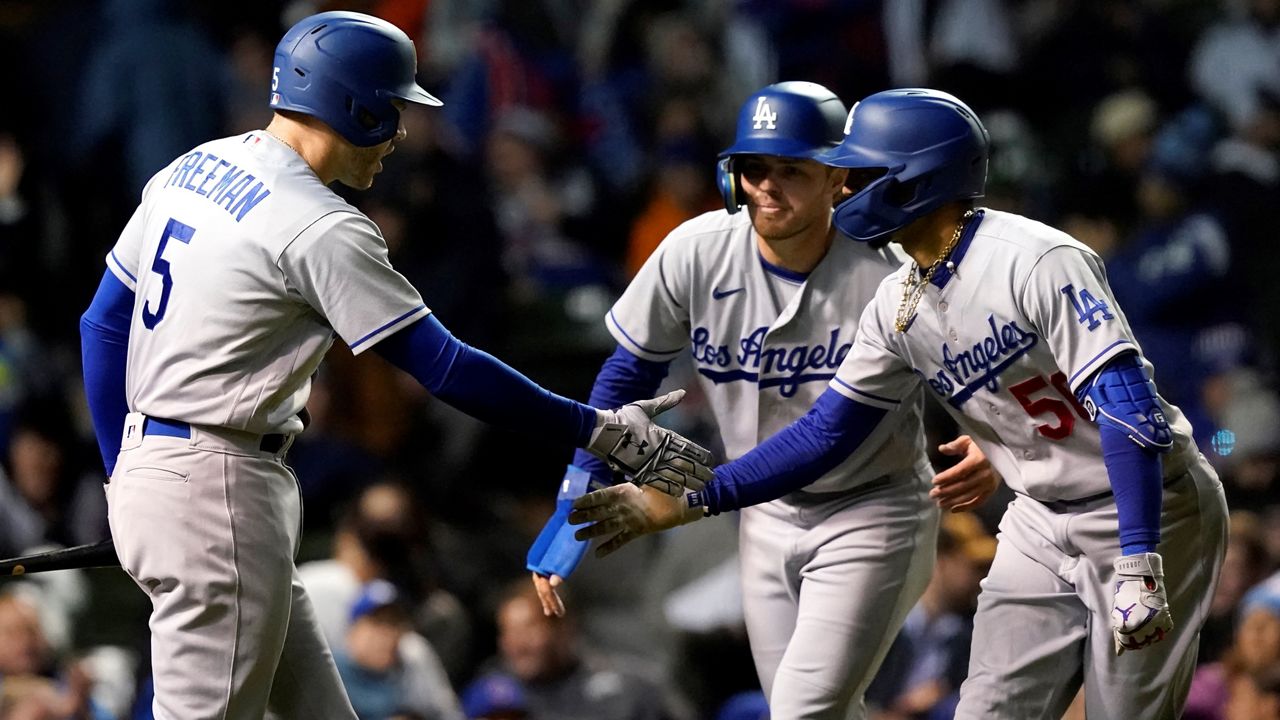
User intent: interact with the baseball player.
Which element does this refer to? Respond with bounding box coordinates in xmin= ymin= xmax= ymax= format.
xmin=527 ymin=82 xmax=1000 ymax=719
xmin=76 ymin=12 xmax=709 ymax=720
xmin=572 ymin=89 xmax=1229 ymax=720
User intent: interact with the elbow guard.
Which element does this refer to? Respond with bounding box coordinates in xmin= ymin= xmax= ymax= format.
xmin=1080 ymin=354 xmax=1172 ymax=451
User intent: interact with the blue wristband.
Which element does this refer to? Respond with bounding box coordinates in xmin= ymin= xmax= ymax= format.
xmin=527 ymin=465 xmax=599 ymax=578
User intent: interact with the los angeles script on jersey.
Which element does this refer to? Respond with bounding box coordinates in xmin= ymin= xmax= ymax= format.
xmin=163 ymin=146 xmax=272 ymax=223
xmin=926 ymin=314 xmax=1039 ymax=407
xmin=691 ymin=326 xmax=851 ymax=397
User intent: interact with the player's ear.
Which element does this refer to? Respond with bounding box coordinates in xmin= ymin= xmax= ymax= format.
xmin=828 ymin=167 xmax=849 ymax=206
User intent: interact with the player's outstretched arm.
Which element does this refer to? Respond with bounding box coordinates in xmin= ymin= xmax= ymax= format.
xmin=80 ymin=270 xmax=135 ymax=476
xmin=929 ymin=435 xmax=1002 ymax=512
xmin=373 ymin=313 xmax=713 ymax=480
xmin=528 ymin=346 xmax=673 ymax=617
xmin=568 ymin=387 xmax=889 ymax=550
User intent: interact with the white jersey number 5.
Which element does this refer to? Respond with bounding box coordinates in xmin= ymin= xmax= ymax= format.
xmin=142 ymin=218 xmax=196 ymax=330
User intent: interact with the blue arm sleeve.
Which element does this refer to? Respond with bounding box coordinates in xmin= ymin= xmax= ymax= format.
xmin=571 ymin=345 xmax=672 ymax=483
xmin=80 ymin=271 xmax=134 ymax=476
xmin=373 ymin=315 xmax=597 ymax=448
xmin=689 ymin=388 xmax=886 ymax=514
xmin=527 ymin=346 xmax=671 ymax=578
xmin=1078 ymin=352 xmax=1167 ymax=555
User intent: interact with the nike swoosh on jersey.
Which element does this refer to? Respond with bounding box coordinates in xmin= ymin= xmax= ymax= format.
xmin=712 ymin=286 xmax=745 ymax=300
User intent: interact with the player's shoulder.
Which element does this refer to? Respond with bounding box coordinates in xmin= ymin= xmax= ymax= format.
xmin=977 ymin=209 xmax=1100 ymax=265
xmin=656 ymin=209 xmax=753 ymax=257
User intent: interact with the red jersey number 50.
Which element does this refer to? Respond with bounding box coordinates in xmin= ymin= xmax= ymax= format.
xmin=1009 ymin=372 xmax=1089 ymax=440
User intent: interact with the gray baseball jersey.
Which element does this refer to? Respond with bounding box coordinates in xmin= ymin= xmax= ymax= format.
xmin=610 ymin=210 xmax=929 ymax=492
xmin=104 ymin=131 xmax=434 ymax=719
xmin=107 ymin=131 xmax=429 ymax=435
xmin=609 ymin=209 xmax=939 ymax=717
xmin=831 ymin=209 xmax=1200 ymax=500
xmin=828 ymin=208 xmax=1226 ymax=719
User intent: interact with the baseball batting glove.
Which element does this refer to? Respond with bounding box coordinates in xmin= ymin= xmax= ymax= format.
xmin=569 ymin=483 xmax=703 ymax=557
xmin=584 ymin=389 xmax=715 ymax=496
xmin=1111 ymin=552 xmax=1174 ymax=655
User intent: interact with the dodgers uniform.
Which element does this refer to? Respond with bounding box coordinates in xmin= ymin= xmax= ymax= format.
xmin=104 ymin=131 xmax=428 ymax=719
xmin=830 ymin=208 xmax=1228 ymax=719
xmin=609 ymin=209 xmax=939 ymax=719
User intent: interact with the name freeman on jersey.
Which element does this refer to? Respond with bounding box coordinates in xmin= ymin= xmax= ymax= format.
xmin=692 ymin=325 xmax=852 ymax=397
xmin=163 ymin=144 xmax=273 ymax=223
xmin=927 ymin=314 xmax=1039 ymax=405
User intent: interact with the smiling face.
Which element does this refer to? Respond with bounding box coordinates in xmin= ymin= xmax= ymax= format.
xmin=737 ymin=155 xmax=845 ymax=243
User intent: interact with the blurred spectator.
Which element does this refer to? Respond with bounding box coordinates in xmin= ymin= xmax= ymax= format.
xmin=883 ymin=0 xmax=1019 ymax=110
xmin=0 ymin=398 xmax=108 ymax=558
xmin=74 ymin=0 xmax=231 ymax=198
xmin=1061 ymin=89 xmax=1160 ymax=252
xmin=460 ymin=674 xmax=528 ymax=720
xmin=1201 ymin=512 xmax=1275 ymax=665
xmin=1205 ymin=369 xmax=1280 ymax=506
xmin=485 ymin=106 xmax=611 ymax=299
xmin=469 ymin=580 xmax=675 ymax=720
xmin=712 ymin=690 xmax=769 ymax=720
xmin=1187 ymin=570 xmax=1280 ymax=720
xmin=300 ymin=482 xmax=472 ymax=681
xmin=334 ymin=580 xmax=464 ymax=720
xmin=1105 ymin=107 xmax=1246 ymax=445
xmin=867 ymin=513 xmax=996 ymax=720
xmin=0 ymin=587 xmax=115 ymax=719
xmin=1225 ymin=664 xmax=1280 ymax=720
xmin=624 ymin=135 xmax=720 ymax=276
xmin=1189 ymin=0 xmax=1280 ymax=135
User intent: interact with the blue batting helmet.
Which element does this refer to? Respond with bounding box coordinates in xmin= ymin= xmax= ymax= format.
xmin=270 ymin=11 xmax=442 ymax=147
xmin=716 ymin=81 xmax=848 ymax=214
xmin=823 ymin=89 xmax=988 ymax=242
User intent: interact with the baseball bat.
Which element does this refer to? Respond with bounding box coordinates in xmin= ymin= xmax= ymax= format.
xmin=0 ymin=539 xmax=120 ymax=576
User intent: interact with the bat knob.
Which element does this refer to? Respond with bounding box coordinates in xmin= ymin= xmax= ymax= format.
xmin=13 ymin=565 xmax=24 ymax=576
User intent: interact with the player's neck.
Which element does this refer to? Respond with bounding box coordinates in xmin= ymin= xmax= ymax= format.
xmin=897 ymin=205 xmax=970 ymax=269
xmin=264 ymin=115 xmax=341 ymax=184
xmin=756 ymin=224 xmax=835 ymax=274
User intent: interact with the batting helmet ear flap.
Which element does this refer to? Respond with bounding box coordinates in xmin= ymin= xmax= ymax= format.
xmin=717 ymin=157 xmax=745 ymax=214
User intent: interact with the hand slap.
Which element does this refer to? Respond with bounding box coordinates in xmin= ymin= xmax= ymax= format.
xmin=569 ymin=483 xmax=702 ymax=558
xmin=931 ymin=435 xmax=1001 ymax=512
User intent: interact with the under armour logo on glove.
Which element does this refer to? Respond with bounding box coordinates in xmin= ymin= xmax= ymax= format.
xmin=1111 ymin=552 xmax=1174 ymax=655
xmin=585 ymin=389 xmax=715 ymax=496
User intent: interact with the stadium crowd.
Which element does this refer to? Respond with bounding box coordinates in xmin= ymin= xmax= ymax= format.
xmin=0 ymin=0 xmax=1279 ymax=718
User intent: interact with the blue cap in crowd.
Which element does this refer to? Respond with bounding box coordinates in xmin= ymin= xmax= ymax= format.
xmin=1241 ymin=571 xmax=1280 ymax=620
xmin=461 ymin=674 xmax=528 ymax=719
xmin=349 ymin=579 xmax=402 ymax=624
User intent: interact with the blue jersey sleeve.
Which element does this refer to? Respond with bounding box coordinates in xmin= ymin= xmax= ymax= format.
xmin=689 ymin=388 xmax=887 ymax=514
xmin=374 ymin=315 xmax=598 ymax=447
xmin=81 ymin=270 xmax=134 ymax=476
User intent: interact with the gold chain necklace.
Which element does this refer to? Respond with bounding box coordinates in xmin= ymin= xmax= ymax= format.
xmin=264 ymin=129 xmax=302 ymax=157
xmin=894 ymin=209 xmax=974 ymax=333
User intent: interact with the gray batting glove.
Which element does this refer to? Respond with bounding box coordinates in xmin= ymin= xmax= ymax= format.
xmin=570 ymin=483 xmax=704 ymax=557
xmin=585 ymin=389 xmax=715 ymax=496
xmin=1111 ymin=552 xmax=1173 ymax=655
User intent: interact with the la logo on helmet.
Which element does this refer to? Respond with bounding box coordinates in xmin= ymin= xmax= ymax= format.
xmin=753 ymin=97 xmax=778 ymax=130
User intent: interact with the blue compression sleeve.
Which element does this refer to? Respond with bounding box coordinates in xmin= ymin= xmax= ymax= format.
xmin=1080 ymin=353 xmax=1167 ymax=555
xmin=1099 ymin=426 xmax=1163 ymax=554
xmin=374 ymin=315 xmax=597 ymax=447
xmin=571 ymin=346 xmax=672 ymax=482
xmin=689 ymin=388 xmax=886 ymax=514
xmin=80 ymin=271 xmax=134 ymax=476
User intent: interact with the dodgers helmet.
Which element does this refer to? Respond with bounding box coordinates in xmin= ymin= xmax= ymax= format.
xmin=823 ymin=89 xmax=988 ymax=242
xmin=270 ymin=11 xmax=442 ymax=147
xmin=717 ymin=81 xmax=848 ymax=214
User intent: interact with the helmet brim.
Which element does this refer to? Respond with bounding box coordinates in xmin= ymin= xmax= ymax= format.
xmin=718 ymin=137 xmax=834 ymax=160
xmin=390 ymin=83 xmax=443 ymax=107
